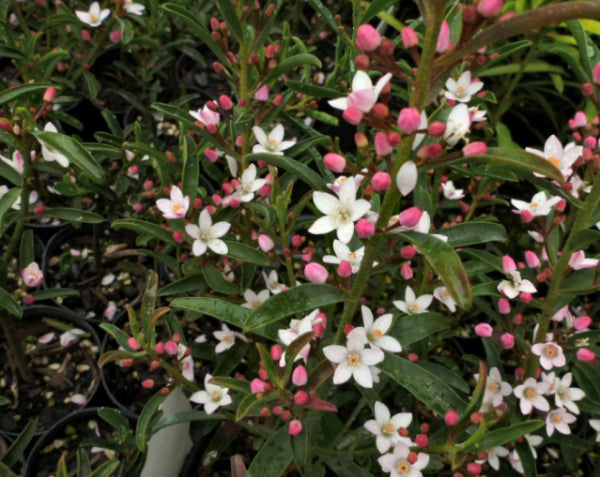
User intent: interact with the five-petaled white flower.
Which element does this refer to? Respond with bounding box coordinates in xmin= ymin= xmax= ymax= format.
xmin=546 ymin=407 xmax=576 ymax=436
xmin=309 ymin=177 xmax=370 ymax=244
xmin=497 ymin=271 xmax=537 ymax=299
xmin=228 ymin=163 xmax=267 ymax=203
xmin=554 ymin=372 xmax=585 ymax=414
xmin=252 ymin=124 xmax=296 ymax=155
xmin=124 ymin=0 xmax=145 ymax=15
xmin=511 ymin=191 xmax=562 ymax=217
xmin=526 ymin=135 xmax=583 ymax=180
xmin=444 ymin=103 xmax=472 ymax=146
xmin=189 ymin=105 xmax=220 ymax=128
xmin=444 ymin=71 xmax=484 ymax=103
xmin=531 ymin=341 xmax=566 ymax=370
xmin=433 ymin=286 xmax=457 ymax=313
xmin=364 ymin=401 xmax=413 ymax=453
xmin=441 ymin=180 xmax=465 ymax=200
xmin=378 ymin=443 xmax=429 ymax=477
xmin=185 ymin=209 xmax=230 ymax=256
xmin=475 ymin=366 xmax=512 ymax=408
xmin=156 ymin=185 xmax=189 ymax=219
xmin=328 ymin=71 xmax=392 ymax=113
xmin=189 ymin=374 xmax=232 ymax=414
xmin=513 ymin=377 xmax=550 ymax=415
xmin=322 ymin=240 xmax=365 ymax=274
xmin=278 ymin=310 xmax=321 ymax=366
xmin=323 ymin=328 xmax=384 ymax=388
xmin=39 ymin=123 xmax=69 ymax=167
xmin=75 ymin=2 xmax=110 ymax=27
xmin=213 ymin=323 xmax=238 ymax=354
xmin=355 ymin=306 xmax=401 ymax=353
xmin=263 ymin=270 xmax=287 ymax=294
xmin=393 ymin=286 xmax=433 ymax=315
xmin=241 ymin=289 xmax=270 ymax=309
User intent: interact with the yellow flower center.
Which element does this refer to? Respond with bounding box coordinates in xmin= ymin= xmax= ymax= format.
xmin=222 ymin=335 xmax=231 ymax=342
xmin=211 ymin=390 xmax=221 ymax=401
xmin=457 ymin=86 xmax=466 ymax=95
xmin=526 ymin=389 xmax=536 ymax=399
xmin=268 ymin=139 xmax=278 ymax=150
xmin=548 ymin=156 xmax=561 ymax=167
xmin=373 ymin=329 xmax=383 ymax=339
xmin=397 ymin=461 xmax=411 ymax=475
xmin=172 ymin=203 xmax=182 ymax=212
xmin=488 ymin=384 xmax=498 ymax=392
xmin=383 ymin=421 xmax=395 ymax=435
xmin=530 ymin=201 xmax=539 ymax=208
xmin=410 ymin=303 xmax=420 ymax=312
xmin=545 ymin=346 xmax=557 ymax=357
xmin=552 ymin=415 xmax=562 ymax=424
xmin=347 ymin=353 xmax=360 ymax=367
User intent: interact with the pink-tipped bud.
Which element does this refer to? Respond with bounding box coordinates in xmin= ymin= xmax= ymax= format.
xmin=81 ymin=29 xmax=91 ymax=41
xmin=502 ymin=255 xmax=517 ymax=273
xmin=304 ymin=262 xmax=328 ymax=284
xmin=23 ymin=294 xmax=36 ymax=305
xmin=251 ymin=378 xmax=267 ymax=393
xmin=520 ymin=292 xmax=533 ymax=303
xmin=445 ymin=410 xmax=459 ymax=427
xmin=573 ymin=111 xmax=588 ymax=128
xmin=342 ymin=106 xmax=363 ymax=125
xmin=292 ymin=365 xmax=308 ymax=386
xmin=398 ymin=206 xmax=423 ymax=227
xmin=354 ymin=54 xmax=370 ymax=70
xmin=323 ymin=153 xmax=346 ymax=172
xmin=427 ymin=121 xmax=446 ymax=137
xmin=356 ymin=218 xmax=375 ymax=238
xmin=467 ymin=462 xmax=483 ymax=475
xmin=291 ymin=235 xmax=303 ymax=247
xmin=401 ymin=26 xmax=418 ymax=49
xmin=155 ymin=342 xmax=165 ymax=354
xmin=121 ymin=358 xmax=133 ymax=367
xmin=477 ymin=0 xmax=503 ymax=18
xmin=109 ymin=30 xmax=122 ymax=43
xmin=397 ymin=107 xmax=422 ymax=134
xmin=270 ymin=344 xmax=283 ymax=361
xmin=401 ymin=262 xmax=413 ymax=280
xmin=593 ymin=61 xmax=600 ymax=85
xmin=173 ymin=231 xmax=185 ymax=244
xmin=34 ymin=204 xmax=45 ymax=215
xmin=356 ymin=24 xmax=382 ymax=52
xmin=374 ymin=132 xmax=393 ymax=156
xmin=500 ymin=332 xmax=515 ymax=349
xmin=520 ymin=209 xmax=533 ymax=223
xmin=272 ymin=405 xmax=283 ymax=416
xmin=204 ymin=148 xmax=219 ymax=162
xmin=582 ymin=82 xmax=595 ymax=96
xmin=127 ymin=337 xmax=141 ymax=351
xmin=498 ymin=298 xmax=511 ymax=314
xmin=294 ymin=390 xmax=309 ymax=406
xmin=584 ymin=136 xmax=597 ymax=149
xmin=574 ymin=315 xmax=592 ymax=331
xmin=337 ymin=260 xmax=353 ymax=277
xmin=255 ymin=84 xmax=269 ymax=101
xmin=475 ymin=323 xmax=493 ymax=337
xmin=289 ymin=419 xmax=303 ymax=436
xmin=401 ymin=245 xmax=417 ymax=259
xmin=372 ymin=172 xmax=391 ymax=191
xmin=219 ymin=94 xmax=233 ymax=110
xmin=142 ymin=379 xmax=154 ymax=389
xmin=463 ymin=141 xmax=488 ymax=156
xmin=415 ymin=434 xmax=428 ymax=447
xmin=258 ymin=234 xmax=275 ymax=252
xmin=436 ymin=20 xmax=450 ymax=53
xmin=258 ymin=368 xmax=268 ymax=381
xmin=577 ymin=348 xmax=596 ymax=362
xmin=43 ymin=87 xmax=57 ymax=103
xmin=165 ymin=340 xmax=178 ymax=355
xmin=524 ymin=250 xmax=540 ymax=268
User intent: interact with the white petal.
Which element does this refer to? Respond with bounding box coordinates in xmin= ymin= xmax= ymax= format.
xmin=323 ymin=345 xmax=347 ymax=363
xmin=313 ymin=191 xmax=339 ymax=214
xmin=309 ymin=215 xmax=337 ymax=235
xmin=361 ymin=348 xmax=384 ymax=366
xmin=328 ymin=97 xmax=349 ymax=111
xmin=333 ymin=363 xmax=353 ymax=384
xmin=253 ymin=126 xmax=268 ymax=147
xmin=351 ymin=71 xmax=374 ymax=91
xmin=396 ymin=161 xmax=418 ymax=196
xmin=353 ymin=364 xmax=374 ymax=388
xmin=211 ymin=221 xmax=231 ymax=238
xmin=337 ymin=221 xmax=354 ymax=244
xmin=208 ymin=239 xmax=228 ymax=255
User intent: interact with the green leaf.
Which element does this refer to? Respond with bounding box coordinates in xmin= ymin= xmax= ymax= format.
xmin=568 ymin=20 xmax=600 ymax=79
xmin=2 ymin=419 xmax=37 ymax=466
xmin=0 ymin=287 xmax=22 ymax=317
xmin=56 ymin=453 xmax=68 ymax=477
xmin=217 ymin=0 xmax=244 ymax=43
xmin=182 ymin=135 xmax=199 ymax=203
xmin=236 ymin=392 xmax=279 ymax=422
xmin=244 ymin=284 xmax=345 ymax=331
xmin=380 ymin=354 xmax=468 ymax=414
xmin=286 ymin=80 xmax=342 ymax=99
xmin=88 ymin=460 xmax=121 ymax=477
xmin=158 ymin=274 xmax=206 ymax=297
xmin=0 ymin=83 xmax=55 ymax=105
xmin=202 ymin=264 xmax=239 ymax=295
xmin=257 ymin=342 xmax=283 ymax=387
xmin=98 ymin=407 xmax=131 ymax=432
xmin=40 ymin=207 xmax=104 ymax=224
xmin=0 ymin=463 xmax=16 ymax=477
xmin=0 ymin=159 xmax=23 ymax=186
xmin=31 ymin=288 xmax=79 ymax=301
xmin=261 ymin=53 xmax=322 ymax=86
xmin=33 ymin=131 xmax=106 ymax=183
xmin=473 ymin=420 xmax=544 ymax=451
xmin=19 ymin=229 xmax=34 ymax=270
xmin=246 ymin=153 xmax=327 ymax=191
xmin=417 ymin=361 xmax=470 ymax=393
xmin=100 ymin=322 xmax=133 ymax=351
xmin=224 ymin=241 xmax=273 ymax=267
xmin=396 ymin=232 xmax=472 ymax=311
xmin=391 ymin=313 xmax=450 ymax=346
xmin=362 ymin=0 xmax=398 ymax=23
xmin=82 ymin=70 xmax=100 ymax=100
xmin=0 ymin=187 xmax=21 ymax=229
xmin=136 ymin=392 xmax=167 ymax=452
xmin=208 ymin=377 xmax=251 ymax=395
xmin=437 ymin=222 xmax=507 ymax=247
xmin=112 ymin=218 xmax=177 ymax=246
xmin=246 ymin=426 xmax=293 ymax=477
xmin=172 ymin=297 xmax=250 ymax=329
xmin=152 ymin=410 xmax=225 ymax=433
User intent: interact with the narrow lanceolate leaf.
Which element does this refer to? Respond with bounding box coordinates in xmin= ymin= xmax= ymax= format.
xmin=380 ymin=354 xmax=468 ymax=414
xmin=391 ymin=313 xmax=450 ymax=347
xmin=437 ymin=222 xmax=507 ymax=247
xmin=136 ymin=392 xmax=167 ymax=452
xmin=0 ymin=286 xmax=22 ymax=317
xmin=396 ymin=231 xmax=472 ymax=311
xmin=246 ymin=153 xmax=327 ymax=191
xmin=2 ymin=419 xmax=37 ymax=466
xmin=244 ymin=284 xmax=345 ymax=331
xmin=224 ymin=241 xmax=273 ymax=267
xmin=261 ymin=53 xmax=322 ymax=86
xmin=33 ymin=131 xmax=106 ymax=183
xmin=473 ymin=420 xmax=544 ymax=452
xmin=87 ymin=460 xmax=121 ymax=477
xmin=182 ymin=135 xmax=199 ymax=203
xmin=0 ymin=83 xmax=56 ymax=105
xmin=246 ymin=426 xmax=293 ymax=477
xmin=0 ymin=187 xmax=21 ymax=228
xmin=172 ymin=297 xmax=250 ymax=329
xmin=217 ymin=0 xmax=244 ymax=43
xmin=40 ymin=207 xmax=104 ymax=224
xmin=112 ymin=218 xmax=178 ymax=246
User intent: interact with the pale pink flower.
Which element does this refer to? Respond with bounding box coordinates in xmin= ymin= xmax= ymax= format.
xmin=393 ymin=286 xmax=432 ymax=315
xmin=189 ymin=374 xmax=232 ymax=414
xmin=60 ymin=328 xmax=85 ymax=347
xmin=433 ymin=286 xmax=457 ymax=313
xmin=546 ymin=408 xmax=576 ymax=436
xmin=185 ymin=209 xmax=230 ymax=256
xmin=444 ymin=71 xmax=483 ymax=103
xmin=252 ymin=124 xmax=296 ymax=155
xmin=214 ymin=324 xmax=237 ymax=354
xmin=364 ymin=401 xmax=412 ymax=453
xmin=156 ymin=185 xmax=190 ymax=219
xmin=328 ymin=71 xmax=392 ymax=113
xmin=75 ymin=2 xmax=110 ymax=27
xmin=22 ymin=262 xmax=43 ymax=287
xmin=531 ymin=341 xmax=566 ymax=370
xmin=513 ymin=378 xmax=550 ymax=414
xmin=323 ymin=240 xmax=364 ymax=274
xmin=497 ymin=271 xmax=536 ymax=299
xmin=355 ymin=306 xmax=401 ymax=353
xmin=242 ymin=289 xmax=270 ymax=309
xmin=0 ymin=150 xmax=25 ymax=174
xmin=554 ymin=372 xmax=585 ymax=414
xmin=476 ymin=367 xmax=512 ymax=408
xmin=511 ymin=191 xmax=562 ymax=217
xmin=124 ymin=0 xmax=145 ymax=15
xmin=568 ymin=250 xmax=599 ymax=270
xmin=189 ymin=105 xmax=220 ymax=128
xmin=441 ymin=180 xmax=464 ymax=200
xmin=39 ymin=123 xmax=69 ymax=167
xmin=526 ymin=135 xmax=582 ymax=180
xmin=378 ymin=443 xmax=429 ymax=477
xmin=356 ymin=24 xmax=382 ymax=52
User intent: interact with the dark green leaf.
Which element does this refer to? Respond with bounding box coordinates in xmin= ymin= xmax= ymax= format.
xmin=217 ymin=0 xmax=243 ymax=43
xmin=417 ymin=361 xmax=470 ymax=393
xmin=362 ymin=0 xmax=398 ymax=23
xmin=246 ymin=153 xmax=327 ymax=191
xmin=19 ymin=229 xmax=34 ymax=270
xmin=2 ymin=420 xmax=37 ymax=466
xmin=0 ymin=159 xmax=23 ymax=186
xmin=246 ymin=426 xmax=293 ymax=477
xmin=474 ymin=421 xmax=544 ymax=451
xmin=182 ymin=135 xmax=199 ymax=203
xmin=31 ymin=288 xmax=79 ymax=301
xmin=0 ymin=463 xmax=16 ymax=477
xmin=261 ymin=53 xmax=322 ymax=86
xmin=235 ymin=392 xmax=279 ymax=422
xmin=437 ymin=222 xmax=507 ymax=247
xmin=152 ymin=410 xmax=225 ymax=433
xmin=40 ymin=207 xmax=104 ymax=224
xmin=0 ymin=83 xmax=55 ymax=105
xmin=158 ymin=274 xmax=206 ymax=297
xmin=136 ymin=392 xmax=167 ymax=452
xmin=172 ymin=297 xmax=250 ymax=329
xmin=515 ymin=440 xmax=537 ymax=476
xmin=202 ymin=265 xmax=239 ymax=295
xmin=286 ymin=80 xmax=342 ymax=99
xmin=100 ymin=323 xmax=133 ymax=351
xmin=112 ymin=218 xmax=178 ymax=246
xmin=0 ymin=187 xmax=21 ymax=228
xmin=392 ymin=313 xmax=450 ymax=346
xmin=0 ymin=287 xmax=22 ymax=317
xmin=208 ymin=377 xmax=251 ymax=395
xmin=87 ymin=460 xmax=121 ymax=477
xmin=98 ymin=407 xmax=131 ymax=432
xmin=224 ymin=240 xmax=273 ymax=267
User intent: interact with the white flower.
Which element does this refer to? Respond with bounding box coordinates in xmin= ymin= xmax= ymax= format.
xmin=526 ymin=135 xmax=583 ymax=180
xmin=497 ymin=271 xmax=536 ymax=299
xmin=322 ymin=240 xmax=365 ymax=274
xmin=189 ymin=105 xmax=220 ymax=128
xmin=396 ymin=160 xmax=418 ymax=197
xmin=39 ymin=123 xmax=69 ymax=167
xmin=185 ymin=209 xmax=230 ymax=256
xmin=511 ymin=191 xmax=562 ymax=217
xmin=22 ymin=262 xmax=43 ymax=287
xmin=124 ymin=0 xmax=145 ymax=15
xmin=378 ymin=443 xmax=429 ymax=477
xmin=513 ymin=377 xmax=550 ymax=415
xmin=364 ymin=402 xmax=412 ymax=453
xmin=263 ymin=270 xmax=287 ymax=294
xmin=554 ymin=372 xmax=585 ymax=414
xmin=242 ymin=289 xmax=270 ymax=309
xmin=59 ymin=328 xmax=85 ymax=347
xmin=214 ymin=324 xmax=237 ymax=354
xmin=441 ymin=180 xmax=465 ymax=200
xmin=355 ymin=305 xmax=401 ymax=353
xmin=227 ymin=164 xmax=266 ymax=203
xmin=393 ymin=286 xmax=433 ymax=315
xmin=568 ymin=250 xmax=599 ymax=270
xmin=156 ymin=185 xmax=189 ymax=219
xmin=252 ymin=124 xmax=296 ymax=155
xmin=104 ymin=301 xmax=118 ymax=320
xmin=444 ymin=103 xmax=471 ymax=146
xmin=308 ymin=177 xmax=371 ymax=244
xmin=531 ymin=341 xmax=566 ymax=370
xmin=477 ymin=446 xmax=509 ymax=471
xmin=444 ymin=71 xmax=483 ymax=103
xmin=75 ymin=2 xmax=110 ymax=27
xmin=545 ymin=407 xmax=576 ymax=436
xmin=328 ymin=71 xmax=392 ymax=113
xmin=0 ymin=150 xmax=24 ymax=174
xmin=323 ymin=328 xmax=384 ymax=388
xmin=433 ymin=286 xmax=456 ymax=313
xmin=590 ymin=419 xmax=600 ymax=442
xmin=178 ymin=344 xmax=194 ymax=381
xmin=477 ymin=367 xmax=512 ymax=408
xmin=189 ymin=374 xmax=232 ymax=414
xmin=508 ymin=450 xmax=524 ymax=474
xmin=278 ymin=310 xmax=321 ymax=365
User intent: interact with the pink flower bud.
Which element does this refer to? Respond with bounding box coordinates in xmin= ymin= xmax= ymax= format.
xmin=356 ymin=218 xmax=375 ymax=238
xmin=584 ymin=136 xmax=597 ymax=148
xmin=502 ymin=255 xmax=517 ymax=273
xmin=272 ymin=405 xmax=283 ymax=416
xmin=524 ymin=250 xmax=540 ymax=268
xmin=204 ymin=148 xmax=219 ymax=162
xmin=292 ymin=365 xmax=308 ymax=386
xmin=258 ymin=368 xmax=268 ymax=381
xmin=467 ymin=462 xmax=483 ymax=476
xmin=374 ymin=132 xmax=393 ymax=156
xmin=289 ymin=419 xmax=303 ymax=436
xmin=401 ymin=245 xmax=417 ymax=259
xmin=520 ymin=292 xmax=533 ymax=303
xmin=477 ymin=0 xmax=503 ymax=18
xmin=165 ymin=340 xmax=178 ymax=355
xmin=81 ymin=29 xmax=91 ymax=41
xmin=258 ymin=234 xmax=275 ymax=252
xmin=500 ymin=332 xmax=515 ymax=349
xmin=415 ymin=434 xmax=428 ymax=447
xmin=291 ymin=234 xmax=303 ymax=247
xmin=255 ymin=84 xmax=269 ymax=101
xmin=401 ymin=263 xmax=413 ymax=280
xmin=356 ymin=24 xmax=382 ymax=52
xmin=172 ymin=231 xmax=185 ymax=244
xmin=155 ymin=342 xmax=165 ymax=354
xmin=463 ymin=141 xmax=488 ymax=156
xmin=397 ymin=107 xmax=422 ymax=134
xmin=43 ymin=87 xmax=57 ymax=102
xmin=401 ymin=26 xmax=418 ymax=49
xmin=270 ymin=344 xmax=283 ymax=361
xmin=109 ymin=30 xmax=122 ymax=43
xmin=342 ymin=106 xmax=363 ymax=125
xmin=444 ymin=410 xmax=459 ymax=427
xmin=474 ymin=323 xmax=493 ymax=337
xmin=323 ymin=153 xmax=346 ymax=172
xmin=251 ymin=378 xmax=267 ymax=393
xmin=577 ymin=348 xmax=596 ymax=362
xmin=593 ymin=61 xmax=600 ymax=85
xmin=142 ymin=379 xmax=154 ymax=389
xmin=573 ymin=111 xmax=588 ymax=127
xmin=23 ymin=294 xmax=36 ymax=305
xmin=294 ymin=390 xmax=309 ymax=406
xmin=436 ymin=20 xmax=450 ymax=53
xmin=127 ymin=337 xmax=141 ymax=350
xmin=574 ymin=315 xmax=592 ymax=331
xmin=520 ymin=209 xmax=533 ymax=223
xmin=498 ymin=298 xmax=511 ymax=314
xmin=301 ymin=247 xmax=313 ymax=262
xmin=219 ymin=94 xmax=233 ymax=110
xmin=398 ymin=206 xmax=423 ymax=227
xmin=427 ymin=121 xmax=446 ymax=137
xmin=304 ymin=262 xmax=328 ymax=284
xmin=372 ymin=172 xmax=391 ymax=191
xmin=337 ymin=260 xmax=353 ymax=277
